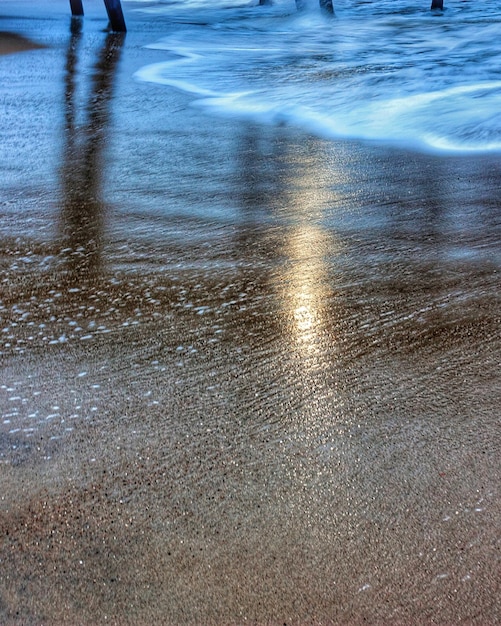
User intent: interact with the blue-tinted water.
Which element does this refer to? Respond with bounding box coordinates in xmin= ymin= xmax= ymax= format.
xmin=131 ymin=0 xmax=501 ymax=153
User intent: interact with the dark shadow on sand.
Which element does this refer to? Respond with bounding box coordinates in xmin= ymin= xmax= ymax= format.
xmin=0 ymin=31 xmax=45 ymax=55
xmin=60 ymin=18 xmax=124 ymax=281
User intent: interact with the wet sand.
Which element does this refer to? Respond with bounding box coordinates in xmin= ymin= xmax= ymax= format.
xmin=0 ymin=32 xmax=46 ymax=55
xmin=1 ymin=2 xmax=500 ymax=625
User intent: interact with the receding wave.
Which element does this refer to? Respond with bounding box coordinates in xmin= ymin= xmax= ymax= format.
xmin=134 ymin=1 xmax=501 ymax=154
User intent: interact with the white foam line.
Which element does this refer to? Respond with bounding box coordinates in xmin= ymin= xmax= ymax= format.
xmin=384 ymin=80 xmax=501 ymax=111
xmin=135 ymin=53 xmax=220 ymax=98
xmin=424 ymin=135 xmax=501 ymax=153
xmin=135 ymin=48 xmax=254 ymax=101
xmin=135 ymin=46 xmax=501 ymax=154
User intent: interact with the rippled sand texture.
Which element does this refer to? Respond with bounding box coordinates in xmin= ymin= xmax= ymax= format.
xmin=1 ymin=3 xmax=500 ymax=625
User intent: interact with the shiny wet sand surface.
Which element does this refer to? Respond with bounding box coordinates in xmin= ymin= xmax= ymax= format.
xmin=1 ymin=3 xmax=500 ymax=624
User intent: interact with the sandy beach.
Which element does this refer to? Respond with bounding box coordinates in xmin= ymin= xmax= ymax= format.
xmin=1 ymin=2 xmax=500 ymax=624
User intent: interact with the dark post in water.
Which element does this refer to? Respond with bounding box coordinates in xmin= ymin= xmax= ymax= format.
xmin=431 ymin=0 xmax=444 ymax=9
xmin=69 ymin=0 xmax=126 ymax=32
xmin=70 ymin=0 xmax=84 ymax=16
xmin=319 ymin=0 xmax=334 ymax=14
xmin=103 ymin=0 xmax=127 ymax=32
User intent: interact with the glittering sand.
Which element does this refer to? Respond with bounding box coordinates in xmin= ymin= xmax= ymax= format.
xmin=1 ymin=2 xmax=500 ymax=624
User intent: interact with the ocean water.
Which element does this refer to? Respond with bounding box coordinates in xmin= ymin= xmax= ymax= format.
xmin=131 ymin=0 xmax=501 ymax=154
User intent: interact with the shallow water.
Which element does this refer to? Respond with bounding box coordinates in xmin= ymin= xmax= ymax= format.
xmin=0 ymin=2 xmax=500 ymax=624
xmin=133 ymin=0 xmax=501 ymax=153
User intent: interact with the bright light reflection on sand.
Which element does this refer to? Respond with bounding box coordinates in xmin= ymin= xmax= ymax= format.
xmin=282 ymin=223 xmax=335 ymax=371
xmin=277 ymin=144 xmax=345 ymax=373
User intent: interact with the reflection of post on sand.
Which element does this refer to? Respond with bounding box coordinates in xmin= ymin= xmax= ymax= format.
xmin=60 ymin=18 xmax=124 ymax=280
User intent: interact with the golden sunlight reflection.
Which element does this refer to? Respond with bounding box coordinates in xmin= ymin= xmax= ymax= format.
xmin=275 ymin=142 xmax=346 ymax=372
xmin=280 ymin=221 xmax=341 ymax=372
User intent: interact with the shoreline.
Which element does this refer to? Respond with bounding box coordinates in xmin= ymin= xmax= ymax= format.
xmin=1 ymin=3 xmax=500 ymax=624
